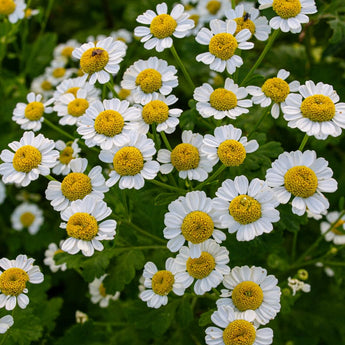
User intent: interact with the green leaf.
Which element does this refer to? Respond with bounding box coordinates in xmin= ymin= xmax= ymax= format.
xmin=176 ymin=296 xmax=194 ymax=328
xmin=198 ymin=309 xmax=214 ymax=327
xmin=328 ymin=17 xmax=345 ymax=43
xmin=154 ymin=192 xmax=180 ymax=206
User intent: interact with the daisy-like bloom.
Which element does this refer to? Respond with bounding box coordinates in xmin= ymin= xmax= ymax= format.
xmin=202 ymin=124 xmax=259 ymax=167
xmin=12 ymin=92 xmax=54 ymax=132
xmin=0 ymin=181 xmax=6 ymax=204
xmin=60 ymin=195 xmax=116 ymax=257
xmin=247 ymin=69 xmax=300 ymax=119
xmin=45 ymin=158 xmax=109 ymax=212
xmin=164 ymin=191 xmax=226 ymax=258
xmin=110 ymin=29 xmax=133 ymax=44
xmin=157 ymin=130 xmax=213 ymax=182
xmin=24 ymin=7 xmax=39 ymax=19
xmin=196 ymin=19 xmax=254 ymax=74
xmin=0 ymin=0 xmax=26 ymax=23
xmin=30 ymin=74 xmax=55 ymax=100
xmin=320 ymin=211 xmax=345 ymax=245
xmin=214 ymin=176 xmax=280 ymax=241
xmin=0 ymin=131 xmax=58 ymax=187
xmin=44 ymin=60 xmax=76 ymax=87
xmin=0 ymin=254 xmax=44 ymax=310
xmin=99 ymin=131 xmax=159 ymax=190
xmin=112 ymin=85 xmax=135 ymax=104
xmin=52 ymin=139 xmax=81 ymax=175
xmin=259 ymin=0 xmax=317 ymax=33
xmin=265 ymin=150 xmax=337 ymax=216
xmin=287 ymin=277 xmax=310 ymax=296
xmin=134 ymin=2 xmax=194 ymax=52
xmin=217 ymin=266 xmax=281 ymax=325
xmin=53 ymin=39 xmax=80 ymax=64
xmin=0 ymin=315 xmax=14 ymax=334
xmin=139 ymin=258 xmax=186 ymax=309
xmin=121 ymin=56 xmax=178 ymax=105
xmin=205 ymin=305 xmax=274 ymax=345
xmin=89 ymin=274 xmax=120 ymax=307
xmin=282 ymin=81 xmax=345 ymax=139
xmin=10 ymin=202 xmax=43 ymax=235
xmin=174 ymin=239 xmax=230 ymax=295
xmin=196 ymin=0 xmax=231 ymax=25
xmin=72 ymin=37 xmax=127 ymax=84
xmin=43 ymin=242 xmax=67 ymax=273
xmin=194 ymin=78 xmax=252 ymax=120
xmin=77 ymin=98 xmax=141 ymax=150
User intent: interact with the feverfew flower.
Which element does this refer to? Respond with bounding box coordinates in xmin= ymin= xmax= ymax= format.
xmin=52 ymin=139 xmax=81 ymax=176
xmin=53 ymin=39 xmax=80 ymax=64
xmin=196 ymin=0 xmax=231 ymax=25
xmin=0 ymin=315 xmax=14 ymax=334
xmin=287 ymin=277 xmax=311 ymax=296
xmin=320 ymin=211 xmax=345 ymax=245
xmin=110 ymin=29 xmax=133 ymax=44
xmin=89 ymin=274 xmax=120 ymax=307
xmin=43 ymin=242 xmax=67 ymax=273
xmin=0 ymin=0 xmax=26 ymax=23
xmin=44 ymin=60 xmax=76 ymax=86
xmin=30 ymin=74 xmax=55 ymax=100
xmin=11 ymin=202 xmax=43 ymax=235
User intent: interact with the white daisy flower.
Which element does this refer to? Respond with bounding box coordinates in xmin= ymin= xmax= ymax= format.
xmin=77 ymin=98 xmax=141 ymax=150
xmin=99 ymin=131 xmax=160 ymax=190
xmin=52 ymin=139 xmax=81 ymax=176
xmin=43 ymin=242 xmax=67 ymax=273
xmin=196 ymin=0 xmax=231 ymax=25
xmin=24 ymin=7 xmax=39 ymax=19
xmin=45 ymin=60 xmax=76 ymax=86
xmin=287 ymin=277 xmax=310 ymax=296
xmin=121 ymin=56 xmax=178 ymax=105
xmin=0 ymin=315 xmax=14 ymax=334
xmin=0 ymin=0 xmax=26 ymax=23
xmin=134 ymin=2 xmax=194 ymax=52
xmin=266 ymin=150 xmax=337 ymax=216
xmin=11 ymin=202 xmax=43 ymax=235
xmin=164 ymin=191 xmax=226 ymax=258
xmin=202 ymin=124 xmax=259 ymax=167
xmin=320 ymin=211 xmax=345 ymax=245
xmin=213 ymin=176 xmax=280 ymax=241
xmin=174 ymin=239 xmax=230 ymax=295
xmin=157 ymin=130 xmax=213 ymax=182
xmin=139 ymin=258 xmax=186 ymax=309
xmin=217 ymin=266 xmax=281 ymax=325
xmin=259 ymin=0 xmax=317 ymax=33
xmin=0 ymin=254 xmax=44 ymax=310
xmin=282 ymin=80 xmax=345 ymax=139
xmin=196 ymin=19 xmax=254 ymax=74
xmin=45 ymin=158 xmax=109 ymax=212
xmin=72 ymin=37 xmax=127 ymax=84
xmin=194 ymin=78 xmax=252 ymax=120
xmin=60 ymin=195 xmax=116 ymax=257
xmin=0 ymin=131 xmax=58 ymax=187
xmin=30 ymin=74 xmax=55 ymax=100
xmin=110 ymin=29 xmax=133 ymax=44
xmin=247 ymin=69 xmax=300 ymax=119
xmin=205 ymin=305 xmax=274 ymax=345
xmin=89 ymin=274 xmax=120 ymax=308
xmin=53 ymin=39 xmax=80 ymax=64
xmin=112 ymin=85 xmax=135 ymax=104
xmin=0 ymin=181 xmax=6 ymax=205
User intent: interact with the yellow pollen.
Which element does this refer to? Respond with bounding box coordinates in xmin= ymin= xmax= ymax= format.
xmin=13 ymin=145 xmax=42 ymax=173
xmin=300 ymin=95 xmax=335 ymax=122
xmin=0 ymin=0 xmax=16 ymax=15
xmin=206 ymin=0 xmax=221 ymax=15
xmin=61 ymin=46 xmax=74 ymax=57
xmin=223 ymin=320 xmax=256 ymax=345
xmin=232 ymin=281 xmax=264 ymax=311
xmin=41 ymin=80 xmax=52 ymax=91
xmin=61 ymin=172 xmax=92 ymax=201
xmin=181 ymin=211 xmax=214 ymax=244
xmin=150 ymin=14 xmax=177 ymax=39
xmin=210 ymin=88 xmax=238 ymax=111
xmin=65 ymin=87 xmax=80 ymax=97
xmin=151 ymin=270 xmax=175 ymax=296
xmin=24 ymin=101 xmax=45 ymax=121
xmin=186 ymin=251 xmax=216 ymax=279
xmin=229 ymin=195 xmax=262 ymax=224
xmin=77 ymin=68 xmax=85 ymax=77
xmin=331 ymin=219 xmax=345 ymax=235
xmin=142 ymin=100 xmax=169 ymax=124
xmin=209 ymin=33 xmax=238 ymax=60
xmin=135 ymin=69 xmax=162 ymax=94
xmin=284 ymin=166 xmax=318 ymax=198
xmin=189 ymin=14 xmax=200 ymax=26
xmin=113 ymin=146 xmax=144 ymax=176
xmin=66 ymin=212 xmax=98 ymax=241
xmin=80 ymin=47 xmax=109 ymax=74
xmin=261 ymin=77 xmax=290 ymax=103
xmin=94 ymin=110 xmax=124 ymax=137
xmin=52 ymin=67 xmax=66 ymax=78
xmin=234 ymin=17 xmax=256 ymax=37
xmin=273 ymin=0 xmax=302 ymax=19
xmin=217 ymin=140 xmax=246 ymax=167
xmin=67 ymin=98 xmax=89 ymax=117
xmin=24 ymin=8 xmax=32 ymax=17
xmin=170 ymin=143 xmax=200 ymax=171
xmin=20 ymin=212 xmax=35 ymax=227
xmin=99 ymin=283 xmax=107 ymax=297
xmin=59 ymin=146 xmax=74 ymax=164
xmin=118 ymin=88 xmax=131 ymax=100
xmin=0 ymin=268 xmax=29 ymax=296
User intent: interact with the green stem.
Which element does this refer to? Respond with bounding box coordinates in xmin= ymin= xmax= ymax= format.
xmin=45 ymin=174 xmax=57 ymax=181
xmin=247 ymin=106 xmax=271 ymax=138
xmin=298 ymin=134 xmax=309 ymax=151
xmin=116 ymin=245 xmax=168 ymax=251
xmin=322 ymin=261 xmax=345 ymax=267
xmin=195 ymin=164 xmax=226 ymax=190
xmin=160 ymin=131 xmax=172 ymax=151
xmin=291 ymin=230 xmax=298 ymax=262
xmin=148 ymin=179 xmax=186 ymax=194
xmin=44 ymin=118 xmax=75 ymax=141
xmin=123 ymin=221 xmax=166 ymax=244
xmin=152 ymin=123 xmax=160 ymax=149
xmin=121 ymin=189 xmax=130 ymax=221
xmin=105 ymin=80 xmax=120 ymax=98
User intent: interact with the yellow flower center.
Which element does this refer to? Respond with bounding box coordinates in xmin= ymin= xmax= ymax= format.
xmin=300 ymin=95 xmax=335 ymax=122
xmin=24 ymin=101 xmax=45 ymax=121
xmin=229 ymin=195 xmax=262 ymax=224
xmin=66 ymin=212 xmax=98 ymax=241
xmin=234 ymin=17 xmax=256 ymax=37
xmin=20 ymin=212 xmax=35 ymax=227
xmin=80 ymin=47 xmax=109 ymax=74
xmin=232 ymin=281 xmax=264 ymax=311
xmin=118 ymin=88 xmax=131 ymax=100
xmin=99 ymin=283 xmax=107 ymax=297
xmin=142 ymin=100 xmax=169 ymax=124
xmin=0 ymin=268 xmax=29 ymax=296
xmin=61 ymin=172 xmax=93 ymax=201
xmin=331 ymin=219 xmax=345 ymax=235
xmin=13 ymin=145 xmax=42 ymax=173
xmin=190 ymin=14 xmax=200 ymax=26
xmin=209 ymin=33 xmax=238 ymax=60
xmin=151 ymin=270 xmax=175 ymax=296
xmin=186 ymin=251 xmax=216 ymax=279
xmin=223 ymin=320 xmax=256 ymax=345
xmin=41 ymin=80 xmax=52 ymax=91
xmin=170 ymin=143 xmax=200 ymax=171
xmin=217 ymin=140 xmax=246 ymax=167
xmin=284 ymin=166 xmax=318 ymax=198
xmin=24 ymin=8 xmax=32 ymax=17
xmin=61 ymin=46 xmax=74 ymax=58
xmin=261 ymin=77 xmax=290 ymax=103
xmin=0 ymin=0 xmax=16 ymax=15
xmin=135 ymin=68 xmax=162 ymax=94
xmin=181 ymin=211 xmax=214 ymax=244
xmin=52 ymin=67 xmax=66 ymax=78
xmin=65 ymin=87 xmax=80 ymax=97
xmin=59 ymin=146 xmax=74 ymax=165
xmin=67 ymin=98 xmax=89 ymax=117
xmin=210 ymin=88 xmax=238 ymax=111
xmin=272 ymin=0 xmax=302 ymax=19
xmin=150 ymin=14 xmax=177 ymax=39
xmin=94 ymin=110 xmax=125 ymax=137
xmin=113 ymin=147 xmax=144 ymax=176
xmin=206 ymin=0 xmax=221 ymax=15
